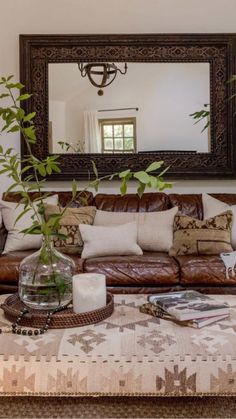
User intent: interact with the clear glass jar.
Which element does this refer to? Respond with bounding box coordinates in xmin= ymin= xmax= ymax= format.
xmin=18 ymin=236 xmax=75 ymax=310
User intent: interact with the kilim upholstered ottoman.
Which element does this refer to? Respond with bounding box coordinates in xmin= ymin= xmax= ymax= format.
xmin=0 ymin=294 xmax=235 ymax=398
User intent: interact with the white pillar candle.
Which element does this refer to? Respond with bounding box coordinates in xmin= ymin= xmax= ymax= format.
xmin=72 ymin=273 xmax=106 ymax=314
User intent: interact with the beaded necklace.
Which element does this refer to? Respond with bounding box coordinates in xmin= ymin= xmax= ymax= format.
xmin=0 ymin=304 xmax=68 ymax=335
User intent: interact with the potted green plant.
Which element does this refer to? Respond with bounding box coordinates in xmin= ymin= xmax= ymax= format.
xmin=0 ymin=75 xmax=171 ymax=310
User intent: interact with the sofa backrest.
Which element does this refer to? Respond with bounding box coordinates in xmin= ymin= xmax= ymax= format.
xmin=94 ymin=192 xmax=169 ymax=212
xmin=2 ymin=191 xmax=94 ymax=207
xmin=168 ymin=194 xmax=203 ymax=219
xmin=3 ymin=191 xmax=236 ymax=218
xmin=168 ymin=193 xmax=236 ymax=219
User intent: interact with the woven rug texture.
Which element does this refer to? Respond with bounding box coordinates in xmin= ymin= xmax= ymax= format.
xmin=0 ymin=396 xmax=236 ymax=418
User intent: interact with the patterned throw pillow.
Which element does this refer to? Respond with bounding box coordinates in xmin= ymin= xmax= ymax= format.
xmin=169 ymin=210 xmax=233 ymax=256
xmin=44 ymin=205 xmax=97 ymax=254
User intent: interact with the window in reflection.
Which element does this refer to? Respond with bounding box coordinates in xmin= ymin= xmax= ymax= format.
xmin=100 ymin=118 xmax=136 ymax=154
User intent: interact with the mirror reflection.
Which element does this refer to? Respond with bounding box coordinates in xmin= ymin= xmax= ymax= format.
xmin=48 ymin=62 xmax=210 ymax=154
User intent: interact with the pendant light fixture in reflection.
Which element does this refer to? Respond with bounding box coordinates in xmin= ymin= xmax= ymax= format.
xmin=78 ymin=62 xmax=128 ymax=96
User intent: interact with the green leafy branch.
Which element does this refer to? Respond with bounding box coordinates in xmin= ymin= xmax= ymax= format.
xmin=0 ymin=74 xmax=172 ymax=302
xmin=0 ymin=75 xmax=172 ymax=242
xmin=189 ymin=104 xmax=210 ymax=133
xmin=58 ymin=139 xmax=85 ymax=153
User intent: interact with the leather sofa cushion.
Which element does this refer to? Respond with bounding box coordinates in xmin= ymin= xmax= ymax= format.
xmin=0 ymin=251 xmax=34 ymax=284
xmin=94 ymin=192 xmax=169 ymax=212
xmin=176 ymin=254 xmax=236 ymax=285
xmin=83 ymin=252 xmax=180 ymax=286
xmin=0 ymin=224 xmax=7 ymax=254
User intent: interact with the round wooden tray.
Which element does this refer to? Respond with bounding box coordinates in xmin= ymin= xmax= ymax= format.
xmin=1 ymin=292 xmax=114 ymax=329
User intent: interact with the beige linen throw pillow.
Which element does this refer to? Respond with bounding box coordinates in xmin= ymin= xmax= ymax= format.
xmin=44 ymin=205 xmax=97 ymax=254
xmin=169 ymin=210 xmax=233 ymax=256
xmin=94 ymin=207 xmax=178 ymax=252
xmin=80 ymin=222 xmax=143 ymax=259
xmin=203 ymin=193 xmax=236 ymax=249
xmin=0 ymin=194 xmax=58 ymax=253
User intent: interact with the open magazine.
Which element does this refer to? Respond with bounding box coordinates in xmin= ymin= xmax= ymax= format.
xmin=148 ymin=290 xmax=230 ymax=321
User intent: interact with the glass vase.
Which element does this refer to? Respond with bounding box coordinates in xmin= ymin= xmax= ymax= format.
xmin=18 ymin=236 xmax=75 ymax=310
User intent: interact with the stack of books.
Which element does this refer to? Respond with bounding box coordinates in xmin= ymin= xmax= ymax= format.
xmin=147 ymin=290 xmax=230 ymax=328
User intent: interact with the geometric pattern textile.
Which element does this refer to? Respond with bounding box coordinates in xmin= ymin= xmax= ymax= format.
xmin=0 ymin=294 xmax=236 ymax=397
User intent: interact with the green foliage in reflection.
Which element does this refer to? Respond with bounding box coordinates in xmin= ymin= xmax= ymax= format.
xmin=189 ymin=104 xmax=210 ymax=133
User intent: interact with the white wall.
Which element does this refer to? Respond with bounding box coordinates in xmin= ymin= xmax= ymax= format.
xmin=0 ymin=0 xmax=236 ymax=194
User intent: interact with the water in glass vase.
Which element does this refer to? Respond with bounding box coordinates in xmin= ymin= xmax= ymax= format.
xmin=19 ymin=237 xmax=75 ymax=310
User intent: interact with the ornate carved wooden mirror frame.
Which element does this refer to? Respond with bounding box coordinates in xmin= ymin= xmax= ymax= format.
xmin=20 ymin=34 xmax=236 ymax=180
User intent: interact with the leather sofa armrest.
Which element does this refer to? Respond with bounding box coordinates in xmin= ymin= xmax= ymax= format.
xmin=0 ymin=224 xmax=7 ymax=254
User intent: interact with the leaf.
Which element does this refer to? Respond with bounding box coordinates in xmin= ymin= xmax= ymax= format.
xmin=23 ymin=112 xmax=36 ymax=122
xmin=50 ymin=163 xmax=61 ymax=173
xmin=14 ymin=207 xmax=31 ymax=226
xmin=201 ymin=120 xmax=210 ymax=133
xmin=23 ymin=126 xmax=36 ymax=141
xmin=53 ymin=232 xmax=68 ymax=240
xmin=21 ymin=165 xmax=33 ymax=174
xmin=17 ymin=108 xmax=26 ymax=120
xmin=158 ymin=165 xmax=170 ymax=178
xmin=147 ymin=175 xmax=158 ymax=189
xmin=145 ymin=161 xmax=164 ymax=173
xmin=21 ymin=225 xmax=42 ymax=235
xmin=119 ymin=169 xmax=131 ymax=178
xmin=91 ymin=160 xmax=98 ymax=178
xmin=5 ymin=83 xmax=18 ymax=89
xmin=120 ymin=178 xmax=127 ymax=196
xmin=7 ymin=125 xmax=20 ymax=133
xmin=137 ymin=182 xmax=146 ymax=198
xmin=1 ymin=123 xmax=11 ymax=132
xmin=78 ymin=195 xmax=89 ymax=206
xmin=6 ymin=82 xmax=24 ymax=89
xmin=133 ymin=171 xmax=150 ymax=184
xmin=0 ymin=168 xmax=11 ymax=175
xmin=5 ymin=182 xmax=19 ymax=193
xmin=39 ymin=246 xmax=50 ymax=264
xmin=163 ymin=182 xmax=173 ymax=190
xmin=37 ymin=164 xmax=46 ymax=176
xmin=89 ymin=179 xmax=100 ymax=192
xmin=46 ymin=165 xmax=52 ymax=175
xmin=16 ymin=93 xmax=32 ymax=101
xmin=0 ymin=93 xmax=10 ymax=99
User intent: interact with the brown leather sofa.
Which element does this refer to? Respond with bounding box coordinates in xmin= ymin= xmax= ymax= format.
xmin=0 ymin=191 xmax=236 ymax=295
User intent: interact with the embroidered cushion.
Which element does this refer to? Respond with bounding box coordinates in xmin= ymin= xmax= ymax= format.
xmin=169 ymin=210 xmax=233 ymax=256
xmin=45 ymin=205 xmax=97 ymax=254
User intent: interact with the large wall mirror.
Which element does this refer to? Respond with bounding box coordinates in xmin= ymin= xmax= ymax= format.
xmin=20 ymin=34 xmax=236 ymax=180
